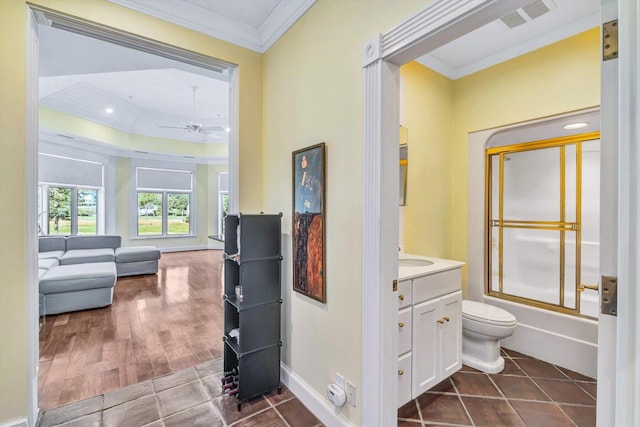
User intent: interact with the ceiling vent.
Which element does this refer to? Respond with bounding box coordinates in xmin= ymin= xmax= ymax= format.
xmin=499 ymin=0 xmax=556 ymax=29
xmin=500 ymin=11 xmax=527 ymax=28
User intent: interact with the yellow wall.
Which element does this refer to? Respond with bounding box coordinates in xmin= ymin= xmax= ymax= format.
xmin=262 ymin=1 xmax=432 ymax=424
xmin=400 ymin=62 xmax=454 ymax=258
xmin=40 ymin=107 xmax=228 ymax=159
xmin=0 ymin=0 xmax=263 ymax=421
xmin=399 ymin=29 xmax=600 ymax=293
xmin=0 ymin=2 xmax=30 ymax=422
xmin=449 ymin=28 xmax=600 ymax=287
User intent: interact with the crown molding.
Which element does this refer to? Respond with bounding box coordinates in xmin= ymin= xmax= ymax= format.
xmin=259 ymin=0 xmax=317 ymax=51
xmin=416 ymin=12 xmax=599 ymax=80
xmin=107 ymin=0 xmax=316 ymax=53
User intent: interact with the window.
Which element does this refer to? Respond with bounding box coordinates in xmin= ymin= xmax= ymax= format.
xmin=135 ymin=167 xmax=193 ymax=237
xmin=42 ymin=186 xmax=100 ymax=235
xmin=48 ymin=187 xmax=71 ymax=235
xmin=38 ymin=153 xmax=104 ymax=235
xmin=217 ymin=172 xmax=229 ymax=235
xmin=78 ymin=189 xmax=98 ymax=235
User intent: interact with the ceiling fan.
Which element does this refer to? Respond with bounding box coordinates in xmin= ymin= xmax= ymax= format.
xmin=158 ymin=85 xmax=225 ymax=135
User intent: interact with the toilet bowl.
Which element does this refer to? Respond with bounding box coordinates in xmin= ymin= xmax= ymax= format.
xmin=461 ymin=300 xmax=517 ymax=374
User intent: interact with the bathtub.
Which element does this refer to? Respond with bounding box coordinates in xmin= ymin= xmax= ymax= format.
xmin=483 ymin=295 xmax=597 ymax=378
xmin=468 ymin=127 xmax=599 ymax=379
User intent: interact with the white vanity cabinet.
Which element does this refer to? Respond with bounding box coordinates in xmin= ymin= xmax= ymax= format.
xmin=397 ymin=263 xmax=463 ymax=407
xmin=412 ymin=290 xmax=462 ymax=396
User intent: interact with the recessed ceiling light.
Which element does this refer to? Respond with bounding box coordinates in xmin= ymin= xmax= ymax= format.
xmin=225 ymin=127 xmax=231 ymax=133
xmin=563 ymin=122 xmax=589 ymax=130
xmin=105 ymin=107 xmax=114 ymax=114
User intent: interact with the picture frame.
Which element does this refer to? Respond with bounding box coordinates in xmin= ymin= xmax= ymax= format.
xmin=292 ymin=142 xmax=326 ymax=303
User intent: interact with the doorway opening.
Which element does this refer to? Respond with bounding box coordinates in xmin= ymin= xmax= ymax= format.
xmin=361 ymin=1 xmax=608 ymax=425
xmin=31 ymin=7 xmax=237 ymax=413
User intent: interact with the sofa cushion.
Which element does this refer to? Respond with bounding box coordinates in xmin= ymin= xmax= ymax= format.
xmin=115 ymin=246 xmax=161 ymax=263
xmin=39 ymin=251 xmax=65 ymax=261
xmin=66 ymin=235 xmax=122 ymax=250
xmin=60 ymin=248 xmax=115 ymax=265
xmin=38 ymin=258 xmax=59 ymax=270
xmin=39 ymin=268 xmax=49 ymax=278
xmin=39 ymin=262 xmax=117 ymax=294
xmin=39 ymin=236 xmax=66 ymax=253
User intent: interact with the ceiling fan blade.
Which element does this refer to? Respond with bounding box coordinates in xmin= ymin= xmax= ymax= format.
xmin=200 ymin=126 xmax=225 ymax=132
xmin=158 ymin=125 xmax=188 ymax=129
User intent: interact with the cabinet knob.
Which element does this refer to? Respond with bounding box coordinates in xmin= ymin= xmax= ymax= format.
xmin=437 ymin=319 xmax=444 ymax=324
xmin=398 ymin=369 xmax=404 ymax=376
xmin=398 ymin=294 xmax=405 ymax=301
xmin=398 ymin=322 xmax=405 ymax=328
xmin=443 ymin=316 xmax=450 ymax=322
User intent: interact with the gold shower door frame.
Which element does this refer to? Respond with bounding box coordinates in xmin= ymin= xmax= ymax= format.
xmin=485 ymin=132 xmax=600 ymax=317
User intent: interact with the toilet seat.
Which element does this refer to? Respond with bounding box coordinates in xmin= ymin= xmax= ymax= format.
xmin=462 ymin=300 xmax=517 ymax=326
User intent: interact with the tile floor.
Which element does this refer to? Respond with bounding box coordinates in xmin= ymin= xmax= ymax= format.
xmin=38 ymin=348 xmax=597 ymax=427
xmin=37 ymin=358 xmax=323 ymax=427
xmin=398 ymin=348 xmax=597 ymax=427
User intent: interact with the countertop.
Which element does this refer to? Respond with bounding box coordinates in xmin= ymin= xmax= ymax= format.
xmin=398 ymin=253 xmax=465 ymax=281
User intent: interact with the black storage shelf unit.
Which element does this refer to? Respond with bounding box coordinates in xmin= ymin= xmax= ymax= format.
xmin=220 ymin=213 xmax=283 ymax=410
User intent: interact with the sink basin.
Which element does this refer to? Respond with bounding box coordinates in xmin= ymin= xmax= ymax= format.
xmin=399 ymin=258 xmax=434 ymax=267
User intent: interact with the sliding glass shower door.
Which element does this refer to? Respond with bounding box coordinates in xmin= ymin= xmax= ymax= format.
xmin=486 ymin=133 xmax=600 ymax=318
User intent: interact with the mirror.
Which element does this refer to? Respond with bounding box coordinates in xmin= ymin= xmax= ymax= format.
xmin=399 ymin=126 xmax=408 ymax=206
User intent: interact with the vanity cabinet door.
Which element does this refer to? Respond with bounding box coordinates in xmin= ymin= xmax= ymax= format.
xmin=439 ymin=291 xmax=462 ymax=378
xmin=398 ymin=307 xmax=412 ymax=355
xmin=397 ymin=352 xmax=412 ymax=407
xmin=412 ymin=298 xmax=439 ymax=397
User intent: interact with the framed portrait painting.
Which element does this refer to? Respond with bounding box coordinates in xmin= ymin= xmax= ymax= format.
xmin=292 ymin=142 xmax=326 ymax=303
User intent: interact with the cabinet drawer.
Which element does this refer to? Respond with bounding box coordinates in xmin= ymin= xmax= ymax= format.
xmin=397 ymin=352 xmax=412 ymax=407
xmin=397 ymin=280 xmax=412 ymax=309
xmin=398 ymin=307 xmax=412 ymax=355
xmin=413 ymin=268 xmax=461 ymax=304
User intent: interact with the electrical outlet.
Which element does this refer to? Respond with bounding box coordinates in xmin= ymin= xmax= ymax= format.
xmin=336 ymin=373 xmax=345 ymax=390
xmin=347 ymin=381 xmax=356 ymax=406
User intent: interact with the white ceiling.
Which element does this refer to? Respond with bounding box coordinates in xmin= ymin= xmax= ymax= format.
xmin=416 ymin=0 xmax=600 ymax=79
xmin=38 ymin=0 xmax=601 ymax=156
xmin=38 ymin=24 xmax=230 ymax=145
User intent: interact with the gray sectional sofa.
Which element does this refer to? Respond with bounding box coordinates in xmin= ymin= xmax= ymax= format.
xmin=38 ymin=235 xmax=161 ymax=315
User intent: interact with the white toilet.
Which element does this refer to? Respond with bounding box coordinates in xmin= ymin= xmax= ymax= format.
xmin=461 ymin=300 xmax=517 ymax=374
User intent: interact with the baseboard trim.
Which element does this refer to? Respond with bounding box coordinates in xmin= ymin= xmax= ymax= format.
xmin=0 ymin=418 xmax=28 ymax=427
xmin=159 ymin=245 xmax=209 ymax=253
xmin=280 ymin=363 xmax=355 ymax=427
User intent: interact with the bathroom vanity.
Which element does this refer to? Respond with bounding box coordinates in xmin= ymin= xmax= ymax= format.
xmin=397 ymin=254 xmax=465 ymax=407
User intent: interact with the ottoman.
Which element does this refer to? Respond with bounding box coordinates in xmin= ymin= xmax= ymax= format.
xmin=115 ymin=246 xmax=161 ymax=277
xmin=39 ymin=262 xmax=117 ymax=315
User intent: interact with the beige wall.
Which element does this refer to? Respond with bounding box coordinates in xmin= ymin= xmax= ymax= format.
xmin=262 ymin=1 xmax=432 ymax=424
xmin=400 ymin=62 xmax=454 ymax=258
xmin=0 ymin=0 xmax=263 ymax=421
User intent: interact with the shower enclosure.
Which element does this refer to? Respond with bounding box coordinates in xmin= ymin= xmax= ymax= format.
xmin=486 ymin=132 xmax=600 ymax=318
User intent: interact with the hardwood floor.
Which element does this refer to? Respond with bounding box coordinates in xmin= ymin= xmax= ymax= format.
xmin=38 ymin=250 xmax=224 ymax=411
